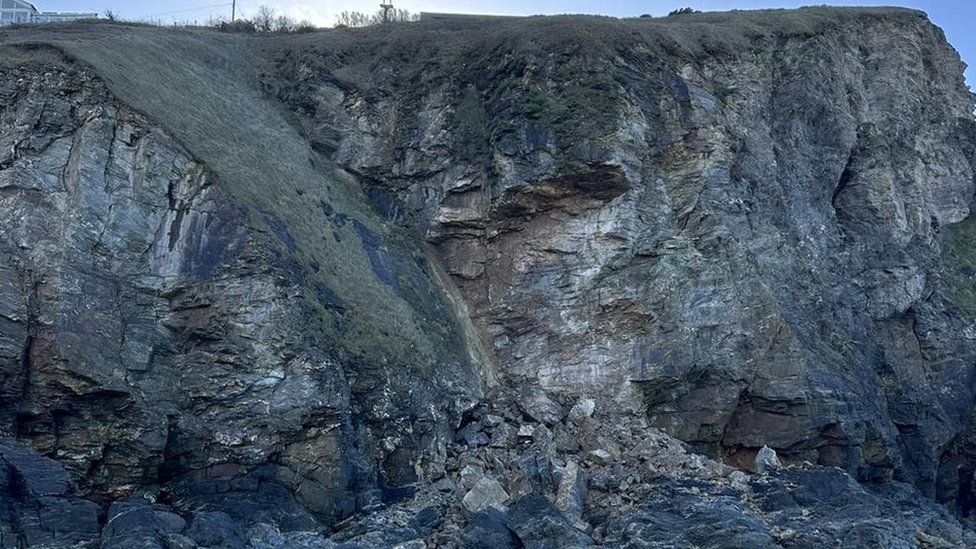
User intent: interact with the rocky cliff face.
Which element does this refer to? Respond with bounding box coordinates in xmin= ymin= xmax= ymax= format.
xmin=268 ymin=6 xmax=976 ymax=495
xmin=0 ymin=42 xmax=484 ymax=536
xmin=0 ymin=6 xmax=975 ymax=548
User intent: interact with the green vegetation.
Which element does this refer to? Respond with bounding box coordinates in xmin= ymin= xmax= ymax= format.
xmin=335 ymin=9 xmax=418 ymax=28
xmin=942 ymin=214 xmax=976 ymax=318
xmin=451 ymin=85 xmax=491 ymax=163
xmin=261 ymin=5 xmax=926 ymax=170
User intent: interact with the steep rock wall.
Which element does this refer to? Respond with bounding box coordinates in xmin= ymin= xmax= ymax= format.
xmin=266 ymin=7 xmax=976 ymax=496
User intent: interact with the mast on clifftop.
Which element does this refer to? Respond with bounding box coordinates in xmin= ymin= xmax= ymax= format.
xmin=231 ymin=0 xmax=236 ymax=21
xmin=380 ymin=1 xmax=393 ymax=23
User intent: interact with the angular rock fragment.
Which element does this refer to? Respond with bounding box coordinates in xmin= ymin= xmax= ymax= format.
xmin=555 ymin=460 xmax=587 ymax=526
xmin=587 ymin=449 xmax=613 ymax=466
xmin=755 ymin=446 xmax=782 ymax=474
xmin=460 ymin=508 xmax=521 ymax=549
xmin=567 ymin=398 xmax=596 ymax=423
xmin=517 ymin=386 xmax=565 ymax=425
xmin=460 ymin=464 xmax=486 ymax=490
xmin=463 ymin=477 xmax=510 ymax=513
xmin=508 ymin=492 xmax=595 ymax=548
xmin=491 ymin=422 xmax=517 ymax=448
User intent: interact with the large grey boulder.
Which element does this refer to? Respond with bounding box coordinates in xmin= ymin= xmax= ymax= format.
xmin=507 ymin=492 xmax=595 ymax=548
xmin=516 ymin=386 xmax=566 ymax=425
xmin=555 ymin=460 xmax=586 ymax=526
xmin=463 ymin=477 xmax=510 ymax=513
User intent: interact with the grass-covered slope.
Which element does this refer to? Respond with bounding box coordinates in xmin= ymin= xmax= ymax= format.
xmin=0 ymin=23 xmax=480 ymax=385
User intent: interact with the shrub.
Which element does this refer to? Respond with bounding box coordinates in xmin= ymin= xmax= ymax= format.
xmin=253 ymin=5 xmax=275 ymax=32
xmin=214 ymin=6 xmax=316 ymax=34
xmin=335 ymin=9 xmax=418 ymax=28
xmin=294 ymin=20 xmax=317 ymax=33
xmin=216 ymin=19 xmax=257 ymax=33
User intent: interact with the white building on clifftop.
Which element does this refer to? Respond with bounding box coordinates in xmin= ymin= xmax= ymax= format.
xmin=0 ymin=0 xmax=97 ymax=25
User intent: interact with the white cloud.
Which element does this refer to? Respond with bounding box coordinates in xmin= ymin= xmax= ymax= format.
xmin=278 ymin=1 xmax=333 ymax=26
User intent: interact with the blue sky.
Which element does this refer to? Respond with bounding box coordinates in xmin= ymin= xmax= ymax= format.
xmin=30 ymin=1 xmax=975 ymax=87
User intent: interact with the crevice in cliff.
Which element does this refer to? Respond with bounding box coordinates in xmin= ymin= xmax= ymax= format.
xmin=17 ymin=274 xmax=40 ymax=402
xmin=490 ymin=165 xmax=630 ymax=221
xmin=427 ymin=250 xmax=498 ymax=389
xmin=156 ymin=415 xmax=182 ymax=487
xmin=958 ymin=467 xmax=975 ymax=517
xmin=17 ymin=336 xmax=33 ymax=402
xmin=831 ymin=163 xmax=854 ymax=205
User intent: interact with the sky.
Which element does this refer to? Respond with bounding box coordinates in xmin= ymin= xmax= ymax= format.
xmin=30 ymin=1 xmax=976 ymax=87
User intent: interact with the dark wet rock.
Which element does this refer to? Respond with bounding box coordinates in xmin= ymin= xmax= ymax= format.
xmin=460 ymin=508 xmax=520 ymax=549
xmin=508 ymin=492 xmax=595 ymax=548
xmin=186 ymin=511 xmax=246 ymax=548
xmin=603 ymin=480 xmax=776 ymax=549
xmin=749 ymin=467 xmax=976 ymax=548
xmin=0 ymin=439 xmax=101 ymax=549
xmin=101 ymin=499 xmax=189 ymax=549
xmin=0 ymin=439 xmax=71 ymax=498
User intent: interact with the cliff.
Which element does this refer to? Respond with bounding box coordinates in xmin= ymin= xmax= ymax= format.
xmin=0 ymin=6 xmax=975 ymax=548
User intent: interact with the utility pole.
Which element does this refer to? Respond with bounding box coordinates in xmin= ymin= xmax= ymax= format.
xmin=231 ymin=0 xmax=236 ymax=21
xmin=380 ymin=1 xmax=393 ymax=23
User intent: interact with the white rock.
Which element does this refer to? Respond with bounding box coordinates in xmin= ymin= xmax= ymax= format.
xmin=755 ymin=445 xmax=781 ymax=474
xmin=462 ymin=477 xmax=510 ymax=513
xmin=459 ymin=464 xmax=484 ymax=490
xmin=556 ymin=460 xmax=586 ymax=524
xmin=728 ymin=470 xmax=750 ymax=491
xmin=587 ymin=449 xmax=613 ymax=466
xmin=567 ymin=398 xmax=596 ymax=422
